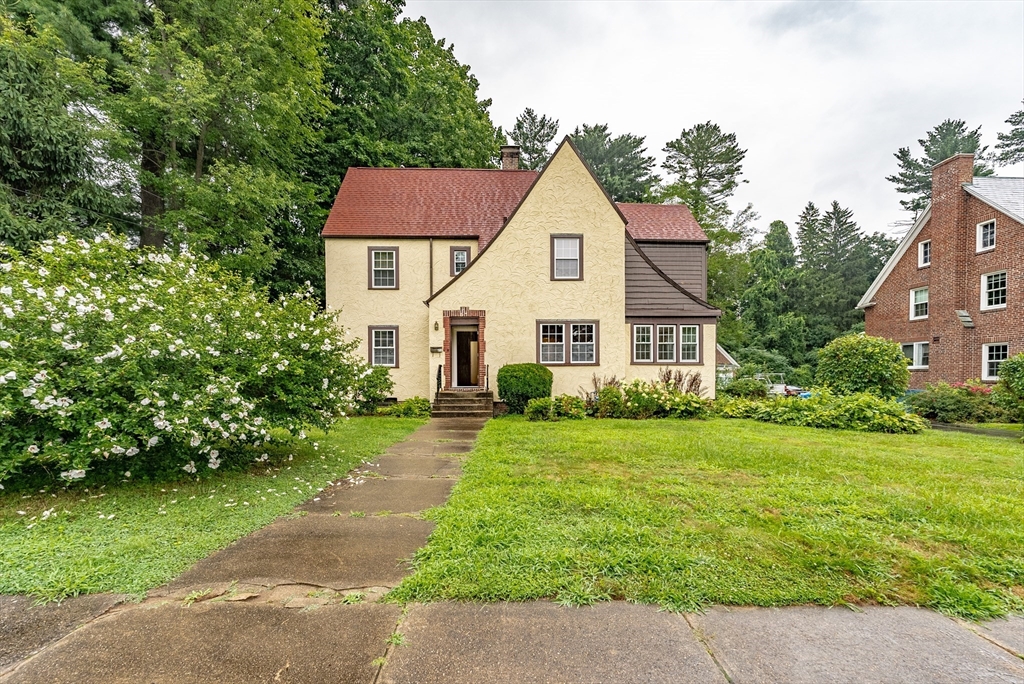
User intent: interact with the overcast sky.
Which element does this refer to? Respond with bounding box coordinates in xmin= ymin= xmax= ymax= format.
xmin=402 ymin=0 xmax=1024 ymax=241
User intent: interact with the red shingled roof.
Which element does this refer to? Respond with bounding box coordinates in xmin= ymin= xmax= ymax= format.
xmin=321 ymin=167 xmax=708 ymax=245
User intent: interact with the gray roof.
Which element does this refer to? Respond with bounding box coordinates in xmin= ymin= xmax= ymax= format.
xmin=967 ymin=176 xmax=1024 ymax=222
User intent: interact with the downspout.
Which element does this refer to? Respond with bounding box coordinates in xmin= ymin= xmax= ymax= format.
xmin=429 ymin=238 xmax=434 ymax=296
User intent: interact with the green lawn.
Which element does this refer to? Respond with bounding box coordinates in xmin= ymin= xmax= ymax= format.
xmin=0 ymin=417 xmax=423 ymax=600
xmin=391 ymin=417 xmax=1024 ymax=619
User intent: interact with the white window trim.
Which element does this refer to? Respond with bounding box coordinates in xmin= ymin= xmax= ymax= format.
xmin=570 ymin=323 xmax=596 ymax=364
xmin=976 ymin=220 xmax=996 ymax=253
xmin=902 ymin=341 xmax=930 ymax=370
xmin=633 ymin=324 xmax=653 ymax=362
xmin=980 ymin=270 xmax=1007 ymax=311
xmin=679 ymin=325 xmax=699 ymax=362
xmin=909 ymin=287 xmax=929 ymax=321
xmin=917 ymin=240 xmax=931 ymax=268
xmin=656 ymin=325 xmax=675 ymax=363
xmin=982 ymin=343 xmax=1008 ymax=381
xmin=370 ymin=249 xmax=398 ymax=289
xmin=540 ymin=323 xmax=565 ymax=364
xmin=371 ymin=328 xmax=397 ymax=367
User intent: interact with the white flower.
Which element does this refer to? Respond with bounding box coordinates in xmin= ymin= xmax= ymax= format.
xmin=51 ymin=322 xmax=64 ymax=333
xmin=3 ymin=307 xmax=13 ymax=318
xmin=124 ymin=471 xmax=132 ymax=478
xmin=207 ymin=457 xmax=221 ymax=470
xmin=147 ymin=436 xmax=159 ymax=447
xmin=22 ymin=387 xmax=37 ymax=397
xmin=183 ymin=461 xmax=197 ymax=474
xmin=0 ymin=286 xmax=11 ymax=296
xmin=141 ymin=398 xmax=151 ymax=406
xmin=126 ymin=447 xmax=139 ymax=456
xmin=102 ymin=309 xmax=114 ymax=322
xmin=150 ymin=349 xmax=160 ymax=357
xmin=38 ymin=267 xmax=49 ymax=277
xmin=54 ymin=285 xmax=67 ymax=297
xmin=96 ymin=418 xmax=112 ymax=429
xmin=0 ymin=341 xmax=10 ymax=349
xmin=0 ymin=263 xmax=11 ymax=272
xmin=60 ymin=469 xmax=86 ymax=480
xmin=210 ymin=450 xmax=219 ymax=459
xmin=149 ymin=324 xmax=161 ymax=332
xmin=27 ymin=444 xmax=39 ymax=453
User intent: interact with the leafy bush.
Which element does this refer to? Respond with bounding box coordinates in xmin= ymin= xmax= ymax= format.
xmin=595 ymin=385 xmax=624 ymax=418
xmin=497 ymin=363 xmax=552 ymax=414
xmin=0 ymin=235 xmax=364 ymax=485
xmin=377 ymin=397 xmax=431 ymax=418
xmin=716 ymin=391 xmax=926 ymax=433
xmin=622 ymin=380 xmax=710 ymax=420
xmin=994 ymin=353 xmax=1024 ymax=428
xmin=554 ymin=394 xmax=586 ymax=420
xmin=815 ymin=334 xmax=909 ymax=399
xmin=722 ymin=377 xmax=769 ymax=400
xmin=353 ymin=366 xmax=395 ymax=414
xmin=906 ymin=381 xmax=1010 ymax=424
xmin=735 ymin=347 xmax=792 ymax=375
xmin=524 ymin=397 xmax=554 ymax=421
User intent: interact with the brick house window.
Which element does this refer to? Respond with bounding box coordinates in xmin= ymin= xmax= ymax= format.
xmin=918 ymin=240 xmax=931 ymax=267
xmin=901 ymin=341 xmax=929 ymax=369
xmin=369 ymin=248 xmax=398 ymax=289
xmin=657 ymin=325 xmax=675 ymax=362
xmin=976 ymin=220 xmax=996 ymax=252
xmin=910 ymin=287 xmax=929 ymax=320
xmin=369 ymin=327 xmax=398 ymax=367
xmin=551 ymin=235 xmax=583 ymax=280
xmin=634 ymin=325 xmax=653 ymax=362
xmin=981 ymin=271 xmax=1007 ymax=310
xmin=538 ymin=320 xmax=599 ymax=365
xmin=982 ymin=343 xmax=1008 ymax=381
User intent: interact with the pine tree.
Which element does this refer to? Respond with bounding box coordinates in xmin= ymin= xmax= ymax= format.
xmin=661 ymin=122 xmax=746 ymax=225
xmin=795 ymin=202 xmax=823 ymax=269
xmin=995 ymin=102 xmax=1024 ymax=166
xmin=764 ymin=220 xmax=796 ymax=269
xmin=510 ymin=108 xmax=559 ymax=170
xmin=570 ymin=124 xmax=658 ymax=202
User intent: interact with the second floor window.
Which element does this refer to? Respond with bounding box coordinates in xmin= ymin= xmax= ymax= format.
xmin=370 ymin=248 xmax=397 ymax=289
xmin=977 ymin=220 xmax=996 ymax=252
xmin=452 ymin=247 xmax=469 ymax=275
xmin=910 ymin=287 xmax=929 ymax=320
xmin=982 ymin=271 xmax=1007 ymax=310
xmin=552 ymin=235 xmax=582 ymax=280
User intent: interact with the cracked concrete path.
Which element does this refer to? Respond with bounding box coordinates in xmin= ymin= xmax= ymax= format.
xmin=3 ymin=416 xmax=1023 ymax=683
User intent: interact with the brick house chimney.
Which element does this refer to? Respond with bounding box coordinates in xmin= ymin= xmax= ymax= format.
xmin=500 ymin=145 xmax=520 ymax=171
xmin=929 ymin=152 xmax=975 ymax=381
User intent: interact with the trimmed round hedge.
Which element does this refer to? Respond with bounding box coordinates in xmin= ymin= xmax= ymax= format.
xmin=496 ymin=363 xmax=552 ymax=414
xmin=815 ymin=334 xmax=910 ymax=399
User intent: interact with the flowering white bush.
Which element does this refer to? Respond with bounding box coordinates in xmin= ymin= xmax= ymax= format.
xmin=0 ymin=234 xmax=366 ymax=484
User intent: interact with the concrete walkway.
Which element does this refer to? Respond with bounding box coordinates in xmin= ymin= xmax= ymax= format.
xmin=2 ymin=417 xmax=1023 ymax=683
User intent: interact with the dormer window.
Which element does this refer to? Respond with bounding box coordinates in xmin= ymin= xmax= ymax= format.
xmin=369 ymin=247 xmax=398 ymax=289
xmin=451 ymin=247 xmax=469 ymax=276
xmin=551 ymin=235 xmax=583 ymax=280
xmin=918 ymin=240 xmax=931 ymax=267
xmin=977 ymin=220 xmax=996 ymax=252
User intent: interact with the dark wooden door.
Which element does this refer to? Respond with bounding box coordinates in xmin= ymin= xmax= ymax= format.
xmin=456 ymin=331 xmax=476 ymax=386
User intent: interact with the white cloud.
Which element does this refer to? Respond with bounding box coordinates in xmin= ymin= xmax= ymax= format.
xmin=403 ymin=0 xmax=1023 ymax=239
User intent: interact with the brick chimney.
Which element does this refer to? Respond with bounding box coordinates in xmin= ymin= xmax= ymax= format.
xmin=930 ymin=152 xmax=975 ymax=381
xmin=500 ymin=145 xmax=520 ymax=171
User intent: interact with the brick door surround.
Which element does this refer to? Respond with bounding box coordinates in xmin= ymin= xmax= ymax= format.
xmin=442 ymin=308 xmax=487 ymax=390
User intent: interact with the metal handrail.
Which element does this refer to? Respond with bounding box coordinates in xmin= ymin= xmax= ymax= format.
xmin=435 ymin=364 xmax=442 ymax=400
xmin=485 ymin=364 xmax=490 ymax=391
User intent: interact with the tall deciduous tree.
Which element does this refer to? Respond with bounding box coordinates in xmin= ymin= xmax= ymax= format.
xmin=995 ymin=102 xmax=1024 ymax=166
xmin=570 ymin=123 xmax=658 ymax=202
xmin=510 ymin=108 xmax=559 ymax=170
xmin=886 ymin=119 xmax=994 ymax=213
xmin=661 ymin=121 xmax=746 ymax=225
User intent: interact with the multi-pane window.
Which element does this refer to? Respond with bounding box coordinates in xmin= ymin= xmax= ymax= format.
xmin=901 ymin=341 xmax=929 ymax=369
xmin=918 ymin=240 xmax=931 ymax=267
xmin=977 ymin=220 xmax=996 ymax=252
xmin=910 ymin=287 xmax=929 ymax=320
xmin=679 ymin=325 xmax=698 ymax=361
xmin=453 ymin=248 xmax=468 ymax=275
xmin=983 ymin=343 xmax=1008 ymax=381
xmin=634 ymin=325 xmax=653 ymax=362
xmin=540 ymin=324 xmax=565 ymax=364
xmin=371 ymin=328 xmax=396 ymax=367
xmin=552 ymin=236 xmax=581 ymax=279
xmin=657 ymin=325 xmax=675 ymax=362
xmin=982 ymin=271 xmax=1007 ymax=310
xmin=371 ymin=249 xmax=397 ymax=288
xmin=571 ymin=324 xmax=596 ymax=363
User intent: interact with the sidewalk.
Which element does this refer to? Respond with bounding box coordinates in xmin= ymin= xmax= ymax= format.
xmin=2 ymin=417 xmax=1022 ymax=683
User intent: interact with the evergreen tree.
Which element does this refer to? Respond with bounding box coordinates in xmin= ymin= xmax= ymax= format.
xmin=795 ymin=202 xmax=824 ymax=268
xmin=510 ymin=108 xmax=559 ymax=170
xmin=995 ymin=102 xmax=1024 ymax=166
xmin=763 ymin=220 xmax=796 ymax=269
xmin=661 ymin=121 xmax=746 ymax=225
xmin=886 ymin=119 xmax=994 ymax=213
xmin=570 ymin=124 xmax=658 ymax=202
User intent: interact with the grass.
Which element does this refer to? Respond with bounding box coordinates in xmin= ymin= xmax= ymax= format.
xmin=390 ymin=417 xmax=1024 ymax=619
xmin=0 ymin=417 xmax=423 ymax=600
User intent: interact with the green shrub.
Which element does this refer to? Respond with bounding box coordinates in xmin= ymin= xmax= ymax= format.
xmin=716 ymin=391 xmax=926 ymax=433
xmin=622 ymin=380 xmax=710 ymax=420
xmin=497 ymin=363 xmax=552 ymax=414
xmin=906 ymin=382 xmax=1009 ymax=424
xmin=815 ymin=334 xmax=910 ymax=399
xmin=524 ymin=397 xmax=554 ymax=421
xmin=722 ymin=377 xmax=769 ymax=400
xmin=595 ymin=385 xmax=624 ymax=418
xmin=377 ymin=397 xmax=431 ymax=418
xmin=0 ymin=234 xmax=363 ymax=485
xmin=553 ymin=394 xmax=586 ymax=420
xmin=353 ymin=366 xmax=395 ymax=414
xmin=994 ymin=353 xmax=1024 ymax=428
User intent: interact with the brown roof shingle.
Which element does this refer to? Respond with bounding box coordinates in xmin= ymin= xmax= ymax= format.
xmin=321 ymin=167 xmax=708 ymax=246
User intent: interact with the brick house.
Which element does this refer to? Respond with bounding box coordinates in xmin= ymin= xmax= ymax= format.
xmin=857 ymin=154 xmax=1023 ymax=388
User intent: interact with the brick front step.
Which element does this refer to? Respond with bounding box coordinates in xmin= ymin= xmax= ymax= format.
xmin=430 ymin=409 xmax=494 ymax=419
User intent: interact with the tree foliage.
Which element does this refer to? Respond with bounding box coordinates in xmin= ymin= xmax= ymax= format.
xmin=510 ymin=108 xmax=559 ymax=170
xmin=886 ymin=119 xmax=994 ymax=213
xmin=815 ymin=334 xmax=910 ymax=399
xmin=570 ymin=124 xmax=658 ymax=203
xmin=995 ymin=102 xmax=1024 ymax=167
xmin=661 ymin=121 xmax=747 ymax=225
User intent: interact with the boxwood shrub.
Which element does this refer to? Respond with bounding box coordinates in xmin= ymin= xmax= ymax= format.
xmin=497 ymin=363 xmax=552 ymax=414
xmin=816 ymin=334 xmax=910 ymax=399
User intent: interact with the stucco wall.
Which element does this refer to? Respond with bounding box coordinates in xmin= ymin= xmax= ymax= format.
xmin=429 ymin=142 xmax=630 ymax=398
xmin=623 ymin=323 xmax=718 ymax=399
xmin=324 ymin=237 xmax=476 ymax=399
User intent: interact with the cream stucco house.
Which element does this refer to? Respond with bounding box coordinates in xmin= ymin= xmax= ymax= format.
xmin=322 ymin=138 xmax=721 ymax=406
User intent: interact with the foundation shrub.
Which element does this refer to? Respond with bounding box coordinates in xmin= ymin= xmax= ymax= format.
xmin=524 ymin=397 xmax=554 ymax=422
xmin=815 ymin=334 xmax=910 ymax=399
xmin=497 ymin=363 xmax=552 ymax=414
xmin=621 ymin=380 xmax=711 ymax=420
xmin=906 ymin=381 xmax=1010 ymax=424
xmin=353 ymin=366 xmax=395 ymax=414
xmin=716 ymin=391 xmax=926 ymax=433
xmin=994 ymin=354 xmax=1024 ymax=431
xmin=377 ymin=397 xmax=430 ymax=418
xmin=595 ymin=385 xmax=624 ymax=418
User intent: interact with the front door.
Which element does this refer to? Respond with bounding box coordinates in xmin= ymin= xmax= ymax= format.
xmin=454 ymin=327 xmax=479 ymax=386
